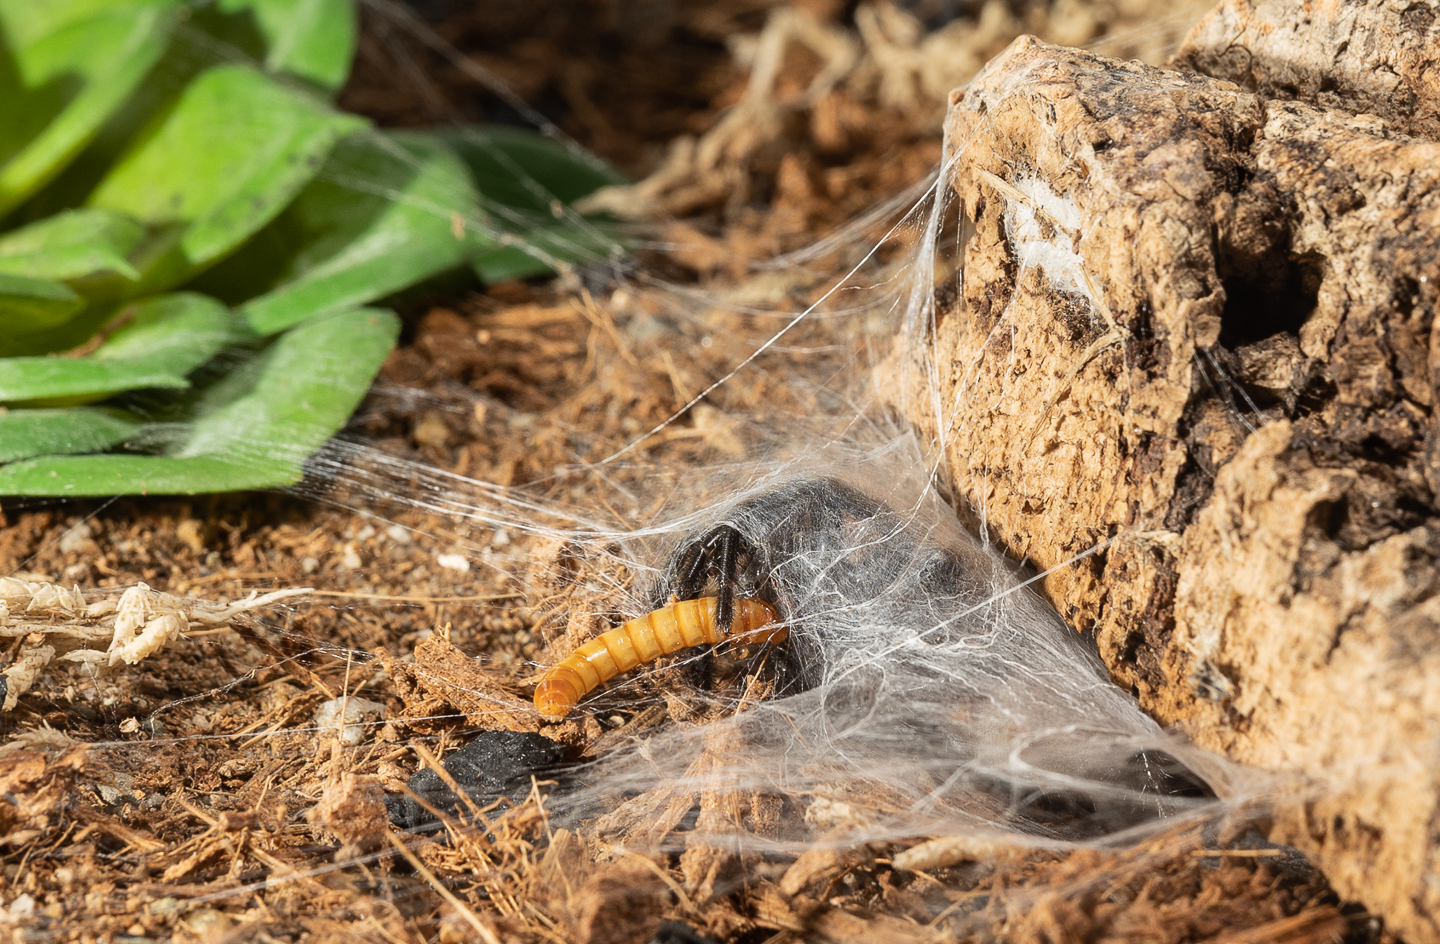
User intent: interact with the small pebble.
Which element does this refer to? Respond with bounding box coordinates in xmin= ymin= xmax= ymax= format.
xmin=414 ymin=411 xmax=451 ymax=448
xmin=58 ymin=521 xmax=92 ymax=554
xmin=340 ymin=543 xmax=362 ymax=569
xmin=95 ymin=784 xmax=127 ymax=806
xmin=437 ymin=553 xmax=471 ymax=572
xmin=386 ymin=524 xmax=412 ymax=544
xmin=175 ymin=519 xmax=205 ymax=553
xmin=182 ymin=909 xmax=233 ymax=937
xmin=314 ymin=696 xmax=387 ymax=746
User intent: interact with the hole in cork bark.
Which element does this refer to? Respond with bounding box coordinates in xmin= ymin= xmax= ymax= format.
xmin=1306 ymin=498 xmax=1348 ymax=541
xmin=1217 ymin=251 xmax=1325 ymax=348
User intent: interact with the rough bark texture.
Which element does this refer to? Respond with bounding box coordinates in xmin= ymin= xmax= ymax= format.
xmin=1172 ymin=0 xmax=1440 ymax=140
xmin=921 ymin=32 xmax=1440 ymax=943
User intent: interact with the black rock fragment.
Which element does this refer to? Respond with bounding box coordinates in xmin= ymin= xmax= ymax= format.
xmin=386 ymin=730 xmax=566 ymax=832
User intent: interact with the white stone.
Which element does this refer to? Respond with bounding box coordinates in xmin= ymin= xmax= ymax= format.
xmin=314 ymin=696 xmax=387 ymax=746
xmin=437 ymin=553 xmax=471 ymax=572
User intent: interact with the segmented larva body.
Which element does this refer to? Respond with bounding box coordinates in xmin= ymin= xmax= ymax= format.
xmin=533 ymin=596 xmax=785 ymax=721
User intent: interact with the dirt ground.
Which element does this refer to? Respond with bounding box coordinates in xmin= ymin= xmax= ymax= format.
xmin=0 ymin=2 xmax=1391 ymax=942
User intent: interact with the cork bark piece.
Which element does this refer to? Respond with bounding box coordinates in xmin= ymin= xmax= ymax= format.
xmin=1172 ymin=0 xmax=1440 ymax=140
xmin=921 ymin=34 xmax=1440 ymax=942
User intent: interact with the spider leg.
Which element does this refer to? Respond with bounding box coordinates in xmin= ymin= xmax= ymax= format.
xmin=711 ymin=525 xmax=739 ymax=634
xmin=672 ymin=539 xmax=710 ymax=601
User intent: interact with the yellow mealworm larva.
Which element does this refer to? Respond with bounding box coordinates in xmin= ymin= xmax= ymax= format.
xmin=533 ymin=596 xmax=785 ymax=721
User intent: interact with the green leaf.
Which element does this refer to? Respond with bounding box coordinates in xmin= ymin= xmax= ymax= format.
xmin=0 ymin=299 xmax=121 ymax=359
xmin=0 ymin=406 xmax=139 ymax=463
xmin=434 ymin=125 xmax=626 ymax=213
xmin=0 ymin=292 xmax=233 ymax=405
xmin=0 ymin=0 xmax=178 ymax=215
xmin=0 ymin=272 xmax=83 ymax=333
xmin=212 ymin=0 xmax=357 ymax=92
xmin=431 ymin=126 xmax=628 ymax=282
xmin=87 ymin=63 xmax=367 ymax=284
xmin=471 ymin=215 xmax=626 ymax=284
xmin=0 ymin=307 xmax=399 ymax=495
xmin=197 ymin=131 xmax=479 ymax=335
xmin=94 ymin=292 xmax=237 ymax=374
xmin=9 ymin=13 xmax=240 ymax=225
xmin=0 ymin=208 xmax=143 ymax=281
xmin=472 ymin=243 xmax=556 ymax=284
xmin=0 ymin=358 xmax=186 ymax=406
xmin=0 ymin=210 xmax=147 ymax=356
xmin=177 ymin=306 xmax=396 ymax=460
xmin=0 ymin=454 xmax=276 ymax=494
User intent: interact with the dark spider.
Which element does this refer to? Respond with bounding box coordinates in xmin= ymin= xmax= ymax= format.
xmin=652 ymin=476 xmax=1214 ymax=833
xmin=654 ymin=476 xmax=903 ymax=629
xmin=651 ymin=476 xmax=960 ymax=695
xmin=653 ymin=476 xmax=974 ymax=644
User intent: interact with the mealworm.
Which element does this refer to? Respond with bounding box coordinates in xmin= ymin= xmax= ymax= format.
xmin=533 ymin=596 xmax=786 ymax=720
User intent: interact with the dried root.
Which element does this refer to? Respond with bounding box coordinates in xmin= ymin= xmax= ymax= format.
xmin=577 ymin=7 xmax=857 ymax=220
xmin=575 ymin=2 xmax=1033 ymax=221
xmin=0 ymin=578 xmax=310 ymax=710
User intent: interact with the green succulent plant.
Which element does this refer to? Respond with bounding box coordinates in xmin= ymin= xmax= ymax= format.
xmin=0 ymin=0 xmax=626 ymax=496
